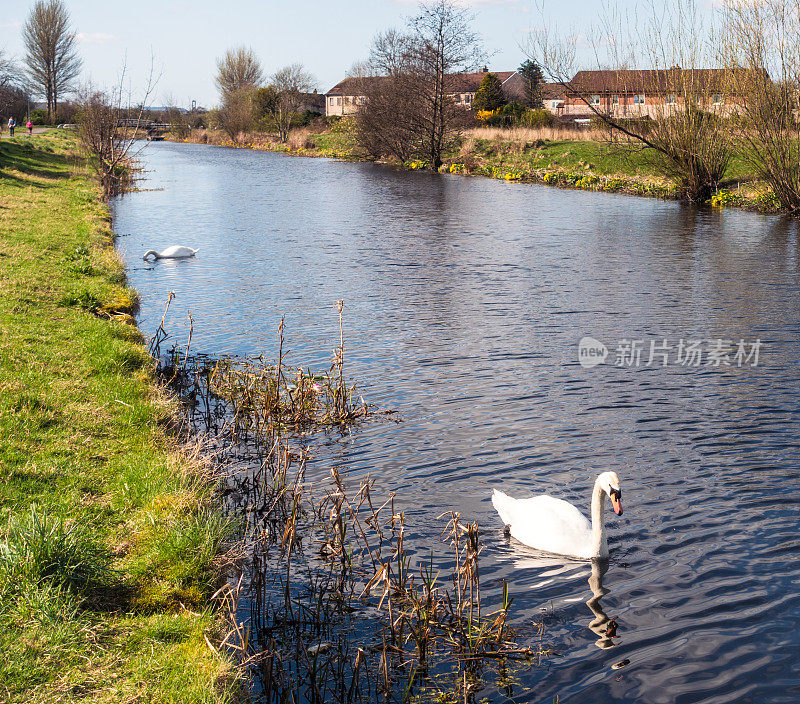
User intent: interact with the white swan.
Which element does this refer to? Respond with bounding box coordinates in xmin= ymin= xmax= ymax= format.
xmin=492 ymin=471 xmax=623 ymax=560
xmin=142 ymin=245 xmax=198 ymax=260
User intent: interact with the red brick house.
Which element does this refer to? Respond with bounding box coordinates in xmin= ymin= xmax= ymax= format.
xmin=560 ymin=68 xmax=755 ymax=118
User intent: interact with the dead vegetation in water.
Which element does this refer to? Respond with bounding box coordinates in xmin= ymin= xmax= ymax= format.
xmin=151 ymin=297 xmax=545 ymax=703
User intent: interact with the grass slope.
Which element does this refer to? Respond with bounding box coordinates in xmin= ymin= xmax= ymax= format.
xmin=0 ymin=132 xmax=238 ymax=703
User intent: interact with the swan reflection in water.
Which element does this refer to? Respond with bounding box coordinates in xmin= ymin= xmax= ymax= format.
xmin=586 ymin=559 xmax=620 ymax=649
xmin=513 ymin=555 xmax=621 ymax=650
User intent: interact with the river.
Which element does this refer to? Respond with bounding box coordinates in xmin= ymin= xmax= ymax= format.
xmin=112 ymin=141 xmax=800 ymax=704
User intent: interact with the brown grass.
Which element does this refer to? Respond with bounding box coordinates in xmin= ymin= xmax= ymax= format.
xmin=465 ymin=126 xmax=610 ymax=143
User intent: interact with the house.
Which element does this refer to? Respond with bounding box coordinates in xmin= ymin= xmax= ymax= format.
xmin=324 ymin=77 xmax=370 ymax=116
xmin=560 ymin=69 xmax=753 ymax=119
xmin=324 ymin=68 xmax=533 ymax=117
xmin=446 ymin=68 xmax=519 ymax=109
xmin=540 ymin=83 xmax=566 ymax=114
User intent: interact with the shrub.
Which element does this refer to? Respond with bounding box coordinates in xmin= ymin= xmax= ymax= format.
xmin=29 ymin=108 xmax=48 ymax=125
xmin=520 ymin=109 xmax=556 ymax=129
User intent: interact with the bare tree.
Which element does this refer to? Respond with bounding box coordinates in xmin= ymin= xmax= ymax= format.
xmin=23 ymin=0 xmax=82 ymax=123
xmin=409 ymin=0 xmax=485 ymax=169
xmin=0 ymin=48 xmax=17 ymax=89
xmin=214 ymin=46 xmax=264 ymax=100
xmin=0 ymin=48 xmax=26 ymax=131
xmin=355 ymin=2 xmax=484 ymax=168
xmin=254 ymin=63 xmax=316 ymax=142
xmin=78 ymin=63 xmax=156 ymax=197
xmin=719 ymin=0 xmax=800 ymax=212
xmin=529 ymin=0 xmax=733 ymax=202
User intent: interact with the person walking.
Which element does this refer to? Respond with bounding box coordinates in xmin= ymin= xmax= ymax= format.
xmin=27 ymin=119 xmax=33 ymax=136
xmin=8 ymin=117 xmax=15 ymax=137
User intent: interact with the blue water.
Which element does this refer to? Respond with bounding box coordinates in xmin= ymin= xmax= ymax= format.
xmin=113 ymin=141 xmax=800 ymax=703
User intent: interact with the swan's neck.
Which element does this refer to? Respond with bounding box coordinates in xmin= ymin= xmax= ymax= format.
xmin=590 ymin=479 xmax=608 ymax=558
xmin=143 ymin=250 xmax=159 ymax=260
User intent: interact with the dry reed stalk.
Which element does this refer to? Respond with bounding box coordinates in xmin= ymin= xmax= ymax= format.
xmin=465 ymin=126 xmax=611 ymax=143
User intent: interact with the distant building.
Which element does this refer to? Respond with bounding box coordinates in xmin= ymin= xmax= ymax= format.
xmin=324 ymin=68 xmax=536 ymax=117
xmin=560 ymin=69 xmax=759 ymax=119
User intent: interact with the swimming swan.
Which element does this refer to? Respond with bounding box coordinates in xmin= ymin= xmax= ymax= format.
xmin=492 ymin=472 xmax=623 ymax=560
xmin=142 ymin=246 xmax=198 ymax=260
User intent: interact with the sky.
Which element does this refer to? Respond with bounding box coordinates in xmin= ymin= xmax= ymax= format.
xmin=0 ymin=0 xmax=717 ymax=109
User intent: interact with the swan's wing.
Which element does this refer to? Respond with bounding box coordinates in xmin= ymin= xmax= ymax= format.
xmin=492 ymin=491 xmax=594 ymax=559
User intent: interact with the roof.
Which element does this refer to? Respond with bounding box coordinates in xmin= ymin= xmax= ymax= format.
xmin=540 ymin=82 xmax=565 ymax=100
xmin=325 ymin=71 xmax=520 ymax=96
xmin=445 ymin=70 xmax=517 ymax=93
xmin=325 ymin=76 xmax=384 ymax=96
xmin=567 ymin=68 xmax=767 ymax=94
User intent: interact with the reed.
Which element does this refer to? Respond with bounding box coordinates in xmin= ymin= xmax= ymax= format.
xmin=465 ymin=126 xmax=611 ymax=143
xmin=152 ymin=299 xmax=545 ymax=703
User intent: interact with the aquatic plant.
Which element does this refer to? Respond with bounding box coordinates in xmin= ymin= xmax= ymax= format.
xmin=152 ymin=299 xmax=544 ymax=703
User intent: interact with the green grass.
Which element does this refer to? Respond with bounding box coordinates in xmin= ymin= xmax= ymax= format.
xmin=0 ymin=132 xmax=240 ymax=702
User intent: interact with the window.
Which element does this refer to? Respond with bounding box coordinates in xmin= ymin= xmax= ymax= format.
xmin=634 ymin=94 xmax=645 ymax=105
xmin=611 ymin=94 xmax=619 ymax=105
xmin=713 ymin=94 xmax=723 ymax=104
xmin=337 ymin=97 xmax=341 ymax=106
xmin=329 ymin=97 xmax=334 ymax=105
xmin=666 ymin=94 xmax=677 ymax=104
xmin=590 ymin=94 xmax=600 ymax=105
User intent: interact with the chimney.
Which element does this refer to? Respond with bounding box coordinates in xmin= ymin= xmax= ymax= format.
xmin=482 ymin=66 xmax=488 ymax=73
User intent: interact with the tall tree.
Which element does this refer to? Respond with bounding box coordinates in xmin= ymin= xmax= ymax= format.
xmin=518 ymin=59 xmax=544 ymax=108
xmin=473 ymin=72 xmax=505 ymax=111
xmin=214 ymin=46 xmax=264 ymax=100
xmin=22 ymin=0 xmax=82 ymax=123
xmin=408 ymin=0 xmax=485 ymax=169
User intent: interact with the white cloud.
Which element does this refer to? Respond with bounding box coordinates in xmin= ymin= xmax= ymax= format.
xmin=76 ymin=32 xmax=116 ymax=45
xmin=0 ymin=21 xmax=22 ymax=28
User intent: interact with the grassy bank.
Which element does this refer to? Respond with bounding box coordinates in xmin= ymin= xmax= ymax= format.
xmin=172 ymin=123 xmax=781 ymax=212
xmin=0 ymin=132 xmax=239 ymax=702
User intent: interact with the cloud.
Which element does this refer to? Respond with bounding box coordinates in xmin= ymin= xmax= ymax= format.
xmin=76 ymin=32 xmax=116 ymax=45
xmin=0 ymin=21 xmax=22 ymax=28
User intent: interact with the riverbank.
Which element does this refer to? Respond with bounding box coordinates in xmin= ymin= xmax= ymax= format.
xmin=0 ymin=133 xmax=239 ymax=702
xmin=170 ymin=123 xmax=781 ymax=213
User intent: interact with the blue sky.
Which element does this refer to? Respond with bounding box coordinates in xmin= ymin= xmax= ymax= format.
xmin=0 ymin=0 xmax=715 ymax=108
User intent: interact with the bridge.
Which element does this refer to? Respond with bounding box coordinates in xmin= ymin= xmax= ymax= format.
xmin=117 ymin=118 xmax=175 ymax=140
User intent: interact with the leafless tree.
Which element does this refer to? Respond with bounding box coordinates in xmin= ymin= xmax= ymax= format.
xmin=255 ymin=63 xmax=316 ymax=142
xmin=408 ymin=0 xmax=485 ymax=169
xmin=22 ymin=0 xmax=82 ymax=123
xmin=355 ymin=2 xmax=484 ymax=168
xmin=719 ymin=0 xmax=800 ymax=212
xmin=0 ymin=49 xmax=17 ymax=89
xmin=0 ymin=48 xmax=25 ymax=130
xmin=77 ymin=62 xmax=156 ymax=197
xmin=214 ymin=46 xmax=264 ymax=100
xmin=528 ymin=0 xmax=733 ymax=202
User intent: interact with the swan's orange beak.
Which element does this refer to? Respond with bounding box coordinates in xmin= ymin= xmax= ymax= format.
xmin=610 ymin=490 xmax=623 ymax=516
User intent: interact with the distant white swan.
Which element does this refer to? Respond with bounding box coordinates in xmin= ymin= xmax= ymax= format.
xmin=492 ymin=472 xmax=623 ymax=560
xmin=142 ymin=246 xmax=198 ymax=260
